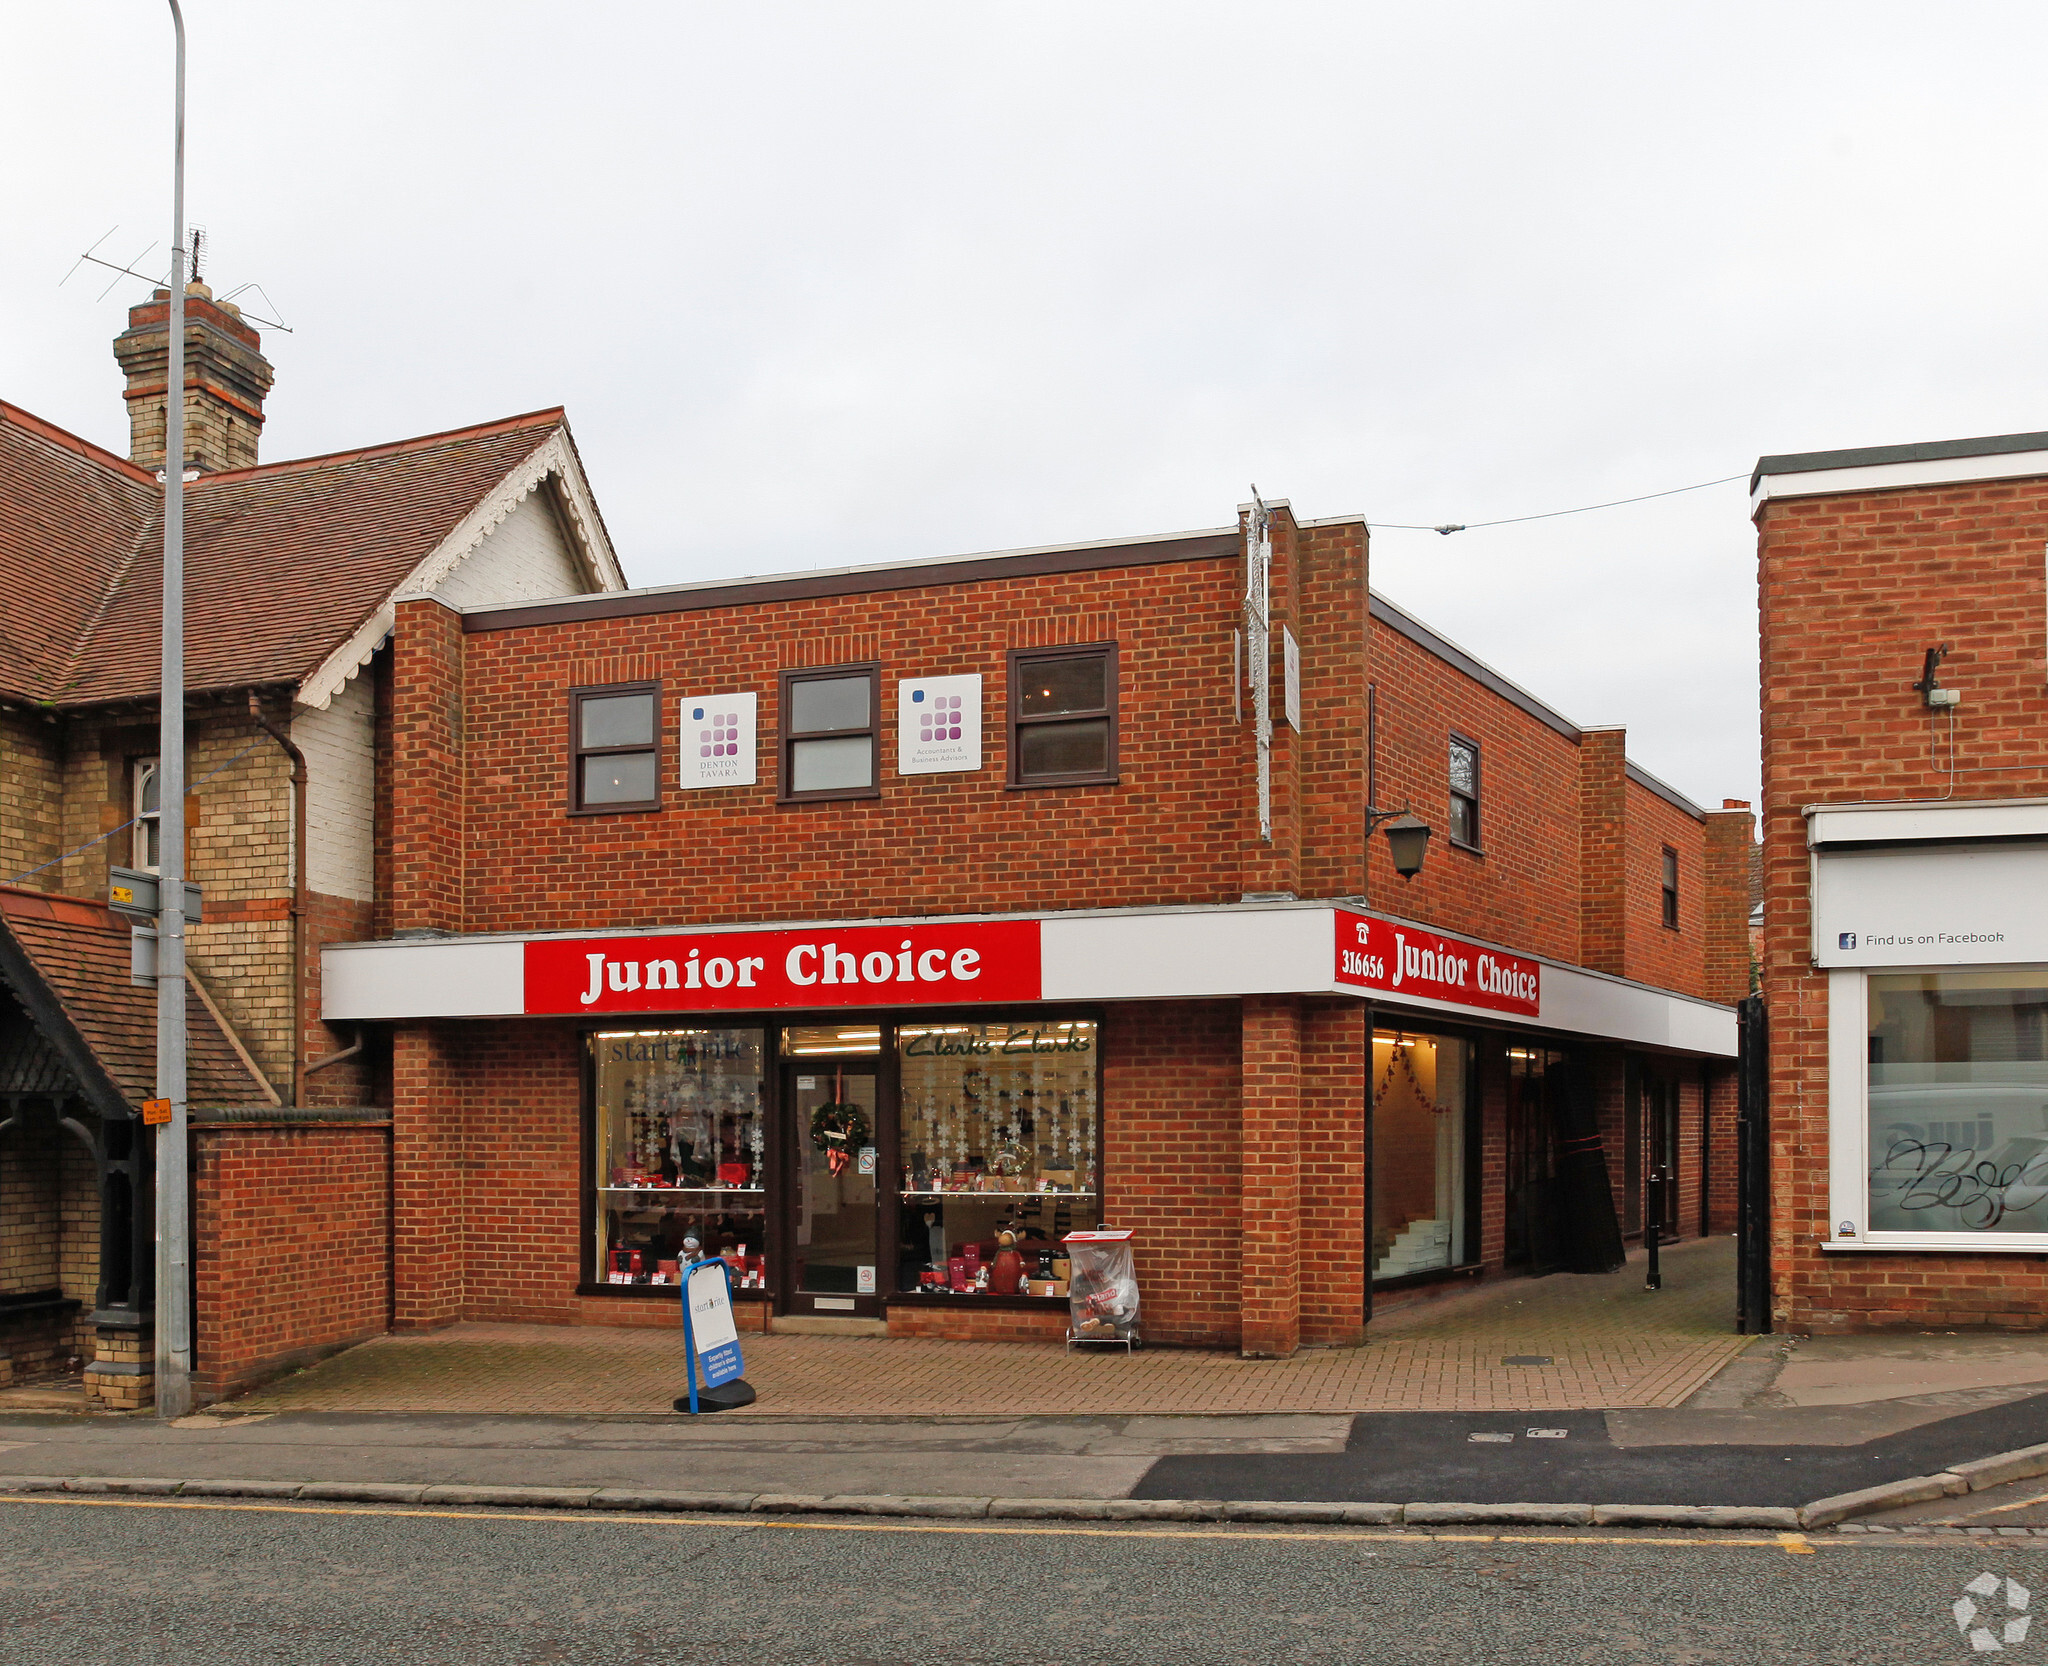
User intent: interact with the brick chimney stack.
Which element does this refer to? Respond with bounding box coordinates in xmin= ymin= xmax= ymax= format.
xmin=111 ymin=281 xmax=274 ymax=473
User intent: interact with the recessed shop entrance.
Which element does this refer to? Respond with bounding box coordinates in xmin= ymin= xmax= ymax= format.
xmin=781 ymin=1027 xmax=884 ymax=1319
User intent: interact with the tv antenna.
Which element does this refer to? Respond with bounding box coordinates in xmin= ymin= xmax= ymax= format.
xmin=61 ymin=224 xmax=293 ymax=331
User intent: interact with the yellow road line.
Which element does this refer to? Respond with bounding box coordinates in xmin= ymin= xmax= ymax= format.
xmin=0 ymin=1493 xmax=1876 ymax=1553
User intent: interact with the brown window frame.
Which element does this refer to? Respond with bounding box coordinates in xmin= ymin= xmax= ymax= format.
xmin=778 ymin=662 xmax=881 ymax=804
xmin=1007 ymin=642 xmax=1120 ymax=789
xmin=568 ymin=681 xmax=662 ymax=815
xmin=1661 ymin=845 xmax=1680 ymax=930
xmin=1447 ymin=731 xmax=1481 ymax=851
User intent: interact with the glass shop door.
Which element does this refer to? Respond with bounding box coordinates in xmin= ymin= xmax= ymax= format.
xmin=781 ymin=1030 xmax=884 ymax=1319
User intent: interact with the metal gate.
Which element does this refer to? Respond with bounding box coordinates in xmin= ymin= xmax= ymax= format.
xmin=1735 ymin=994 xmax=1771 ymax=1334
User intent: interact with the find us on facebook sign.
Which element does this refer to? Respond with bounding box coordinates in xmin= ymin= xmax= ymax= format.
xmin=897 ymin=675 xmax=981 ymax=774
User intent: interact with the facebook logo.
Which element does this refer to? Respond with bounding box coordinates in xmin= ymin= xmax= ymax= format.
xmin=1838 ymin=932 xmax=1857 ymax=950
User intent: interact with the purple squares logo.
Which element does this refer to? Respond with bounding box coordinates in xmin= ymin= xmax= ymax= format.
xmin=916 ymin=690 xmax=964 ymax=743
xmin=694 ymin=707 xmax=742 ymax=759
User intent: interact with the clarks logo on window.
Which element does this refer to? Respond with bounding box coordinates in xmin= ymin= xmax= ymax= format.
xmin=1333 ymin=910 xmax=1540 ymax=1017
xmin=525 ymin=921 xmax=1042 ymax=1014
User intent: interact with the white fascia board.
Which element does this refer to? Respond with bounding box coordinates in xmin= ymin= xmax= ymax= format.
xmin=1533 ymin=963 xmax=1737 ymax=1057
xmin=1808 ymin=797 xmax=2048 ymax=846
xmin=323 ymin=937 xmax=524 ymax=1019
xmin=1038 ymin=908 xmax=1329 ymax=1001
xmin=1752 ymin=450 xmax=2048 ymax=516
xmin=324 ymin=902 xmax=1737 ymax=1056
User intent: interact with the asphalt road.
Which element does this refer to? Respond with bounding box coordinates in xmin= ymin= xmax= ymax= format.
xmin=1138 ymin=1391 xmax=2048 ymax=1505
xmin=0 ymin=1493 xmax=2035 ymax=1665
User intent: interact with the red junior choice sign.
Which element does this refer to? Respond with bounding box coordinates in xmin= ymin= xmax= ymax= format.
xmin=525 ymin=919 xmax=1041 ymax=1015
xmin=1334 ymin=909 xmax=1541 ymax=1017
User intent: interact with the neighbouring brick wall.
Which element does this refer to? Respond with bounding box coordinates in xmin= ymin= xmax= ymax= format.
xmin=1622 ymin=778 xmax=1708 ymax=998
xmin=1102 ymin=1001 xmax=1242 ymax=1348
xmin=59 ymin=1137 xmax=99 ymax=1357
xmin=46 ymin=708 xmax=298 ymax=1092
xmin=1761 ymin=475 xmax=2048 ymax=1331
xmin=0 ymin=1119 xmax=61 ymax=1295
xmin=388 ymin=1020 xmax=583 ymax=1328
xmin=438 ymin=559 xmax=1259 ymax=932
xmin=1706 ymin=1062 xmax=1740 ymax=1235
xmin=1300 ymin=1000 xmax=1365 ymax=1347
xmin=191 ymin=1122 xmax=390 ymax=1400
xmin=0 ymin=709 xmax=62 ymax=889
xmin=1239 ymin=995 xmax=1303 ymax=1357
xmin=459 ymin=1024 xmax=583 ymax=1323
xmin=299 ymin=890 xmax=378 ymax=1106
xmin=1295 ymin=525 xmax=1369 ymax=903
xmin=1364 ymin=620 xmax=1585 ymax=963
xmin=392 ymin=1025 xmax=466 ymax=1327
xmin=390 ymin=600 xmax=465 ymax=934
xmin=1704 ymin=805 xmax=1757 ymax=1004
xmin=1578 ymin=728 xmax=1628 ymax=975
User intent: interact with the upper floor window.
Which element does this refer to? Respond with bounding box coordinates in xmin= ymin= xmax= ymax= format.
xmin=1009 ymin=644 xmax=1118 ymax=787
xmin=780 ymin=665 xmax=879 ymax=801
xmin=1661 ymin=846 xmax=1680 ymax=929
xmin=132 ymin=757 xmax=161 ymax=872
xmin=1448 ymin=733 xmax=1480 ymax=849
xmin=571 ymin=684 xmax=660 ymax=812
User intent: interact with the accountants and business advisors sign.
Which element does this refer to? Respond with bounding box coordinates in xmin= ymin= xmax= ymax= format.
xmin=1332 ymin=909 xmax=1541 ymax=1017
xmin=525 ymin=919 xmax=1043 ymax=1014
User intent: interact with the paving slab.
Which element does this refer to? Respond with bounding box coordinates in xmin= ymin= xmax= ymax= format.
xmin=217 ymin=1236 xmax=1747 ymax=1420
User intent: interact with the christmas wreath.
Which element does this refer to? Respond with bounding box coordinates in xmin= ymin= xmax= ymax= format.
xmin=811 ymin=1101 xmax=872 ymax=1174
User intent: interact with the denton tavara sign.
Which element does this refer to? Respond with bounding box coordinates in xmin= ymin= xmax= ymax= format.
xmin=1333 ymin=910 xmax=1541 ymax=1017
xmin=525 ymin=920 xmax=1042 ymax=1014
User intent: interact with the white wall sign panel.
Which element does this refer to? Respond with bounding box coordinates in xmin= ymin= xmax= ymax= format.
xmin=678 ymin=693 xmax=757 ymax=789
xmin=1813 ymin=843 xmax=2048 ymax=966
xmin=896 ymin=674 xmax=982 ymax=775
xmin=322 ymin=939 xmax=523 ymax=1019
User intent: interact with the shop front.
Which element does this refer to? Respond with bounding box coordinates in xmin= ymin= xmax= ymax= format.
xmin=1809 ymin=800 xmax=2048 ymax=1259
xmin=590 ymin=1013 xmax=1102 ymax=1324
xmin=332 ymin=900 xmax=1736 ymax=1349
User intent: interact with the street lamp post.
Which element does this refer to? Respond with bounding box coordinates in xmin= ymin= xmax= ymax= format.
xmin=154 ymin=0 xmax=193 ymax=1421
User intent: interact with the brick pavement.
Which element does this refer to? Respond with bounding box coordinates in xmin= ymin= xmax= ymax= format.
xmin=228 ymin=1237 xmax=1745 ymax=1418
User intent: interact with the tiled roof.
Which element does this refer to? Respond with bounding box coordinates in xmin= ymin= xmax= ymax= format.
xmin=0 ymin=406 xmax=158 ymax=706
xmin=0 ymin=402 xmax=566 ymax=707
xmin=0 ymin=885 xmax=267 ymax=1108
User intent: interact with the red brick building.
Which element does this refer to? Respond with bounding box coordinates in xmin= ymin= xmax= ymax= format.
xmin=311 ymin=495 xmax=1753 ymax=1378
xmin=1756 ymin=430 xmax=2048 ymax=1332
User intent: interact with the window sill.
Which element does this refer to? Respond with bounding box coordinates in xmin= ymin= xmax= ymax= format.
xmin=568 ymin=804 xmax=663 ymax=817
xmin=1370 ymin=1260 xmax=1483 ymax=1293
xmin=1004 ymin=776 xmax=1120 ymax=791
xmin=887 ymin=1291 xmax=1067 ymax=1310
xmin=577 ymin=1280 xmax=770 ymax=1300
xmin=1448 ymin=838 xmax=1483 ymax=856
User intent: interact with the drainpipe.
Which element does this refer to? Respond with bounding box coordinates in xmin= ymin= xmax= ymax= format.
xmin=248 ymin=691 xmax=306 ymax=1105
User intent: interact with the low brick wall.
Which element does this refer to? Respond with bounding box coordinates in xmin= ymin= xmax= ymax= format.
xmin=192 ymin=1120 xmax=392 ymax=1402
xmin=888 ymin=1304 xmax=1069 ymax=1343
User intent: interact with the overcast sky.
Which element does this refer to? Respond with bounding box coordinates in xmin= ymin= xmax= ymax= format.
xmin=9 ymin=3 xmax=2046 ymax=808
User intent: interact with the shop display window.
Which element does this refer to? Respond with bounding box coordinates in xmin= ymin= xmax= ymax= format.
xmin=896 ymin=1019 xmax=1098 ymax=1298
xmin=1867 ymin=970 xmax=2048 ymax=1234
xmin=591 ymin=1028 xmax=768 ymax=1291
xmin=1371 ymin=1029 xmax=1472 ymax=1281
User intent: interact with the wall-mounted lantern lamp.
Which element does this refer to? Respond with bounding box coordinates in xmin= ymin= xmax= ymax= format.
xmin=1366 ymin=807 xmax=1434 ymax=880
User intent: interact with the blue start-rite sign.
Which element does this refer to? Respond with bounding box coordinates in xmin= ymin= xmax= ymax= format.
xmin=683 ymin=1259 xmax=746 ymax=1396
